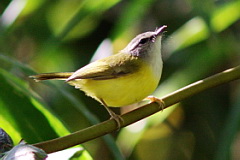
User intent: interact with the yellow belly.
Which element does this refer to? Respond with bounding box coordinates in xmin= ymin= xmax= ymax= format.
xmin=69 ymin=64 xmax=160 ymax=107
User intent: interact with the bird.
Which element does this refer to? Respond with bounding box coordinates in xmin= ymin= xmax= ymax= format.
xmin=30 ymin=25 xmax=167 ymax=128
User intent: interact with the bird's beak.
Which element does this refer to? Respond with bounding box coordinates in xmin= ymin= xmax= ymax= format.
xmin=155 ymin=25 xmax=167 ymax=36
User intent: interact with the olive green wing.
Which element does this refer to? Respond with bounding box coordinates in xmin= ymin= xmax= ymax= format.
xmin=66 ymin=53 xmax=139 ymax=81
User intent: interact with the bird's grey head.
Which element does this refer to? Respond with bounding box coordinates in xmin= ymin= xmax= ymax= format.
xmin=122 ymin=25 xmax=167 ymax=57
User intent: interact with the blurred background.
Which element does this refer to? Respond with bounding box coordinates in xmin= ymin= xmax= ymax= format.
xmin=0 ymin=0 xmax=240 ymax=159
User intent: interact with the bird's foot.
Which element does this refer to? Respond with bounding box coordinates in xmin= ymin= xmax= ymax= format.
xmin=109 ymin=111 xmax=124 ymax=130
xmin=146 ymin=96 xmax=165 ymax=111
xmin=100 ymin=99 xmax=123 ymax=130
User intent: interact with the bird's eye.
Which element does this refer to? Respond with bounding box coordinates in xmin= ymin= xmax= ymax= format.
xmin=139 ymin=38 xmax=149 ymax=45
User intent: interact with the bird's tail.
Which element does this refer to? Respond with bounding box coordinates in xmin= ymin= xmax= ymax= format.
xmin=29 ymin=72 xmax=73 ymax=82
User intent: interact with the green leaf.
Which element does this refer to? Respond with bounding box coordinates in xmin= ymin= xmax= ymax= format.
xmin=47 ymin=0 xmax=120 ymax=41
xmin=166 ymin=17 xmax=209 ymax=53
xmin=214 ymin=85 xmax=240 ymax=160
xmin=0 ymin=54 xmax=121 ymax=159
xmin=69 ymin=149 xmax=93 ymax=160
xmin=0 ymin=68 xmax=69 ymax=143
xmin=211 ymin=1 xmax=240 ymax=32
xmin=111 ymin=0 xmax=156 ymax=39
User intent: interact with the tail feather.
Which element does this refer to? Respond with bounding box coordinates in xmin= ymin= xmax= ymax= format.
xmin=29 ymin=72 xmax=73 ymax=82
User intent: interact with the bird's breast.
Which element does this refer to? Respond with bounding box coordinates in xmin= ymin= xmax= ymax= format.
xmin=70 ymin=60 xmax=162 ymax=107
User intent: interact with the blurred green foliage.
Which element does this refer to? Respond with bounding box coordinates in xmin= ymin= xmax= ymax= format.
xmin=0 ymin=0 xmax=240 ymax=159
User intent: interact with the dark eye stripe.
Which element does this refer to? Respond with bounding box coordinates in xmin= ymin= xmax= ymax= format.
xmin=139 ymin=38 xmax=149 ymax=45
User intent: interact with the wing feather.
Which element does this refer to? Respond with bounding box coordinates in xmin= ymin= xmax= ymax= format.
xmin=67 ymin=53 xmax=139 ymax=81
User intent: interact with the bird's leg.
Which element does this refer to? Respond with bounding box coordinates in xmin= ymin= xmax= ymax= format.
xmin=100 ymin=99 xmax=123 ymax=129
xmin=145 ymin=96 xmax=165 ymax=111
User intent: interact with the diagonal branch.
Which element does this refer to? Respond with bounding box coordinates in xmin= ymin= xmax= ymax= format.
xmin=33 ymin=65 xmax=240 ymax=154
